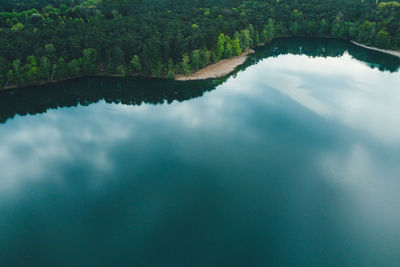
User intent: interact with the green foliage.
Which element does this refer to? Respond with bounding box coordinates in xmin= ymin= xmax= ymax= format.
xmin=12 ymin=59 xmax=23 ymax=85
xmin=24 ymin=55 xmax=38 ymax=84
xmin=191 ymin=50 xmax=201 ymax=71
xmin=151 ymin=59 xmax=163 ymax=77
xmin=181 ymin=54 xmax=191 ymax=76
xmin=223 ymin=36 xmax=233 ymax=58
xmin=201 ymin=48 xmax=211 ymax=66
xmin=56 ymin=58 xmax=68 ymax=80
xmin=106 ymin=47 xmax=125 ymax=73
xmin=0 ymin=73 xmax=4 ymax=88
xmin=348 ymin=22 xmax=360 ymax=40
xmin=11 ymin=22 xmax=24 ymax=31
xmin=44 ymin=44 xmax=56 ymax=61
xmin=262 ymin=19 xmax=275 ymax=43
xmin=378 ymin=1 xmax=400 ymax=10
xmin=240 ymin=30 xmax=252 ymax=51
xmin=116 ymin=65 xmax=126 ymax=77
xmin=359 ymin=21 xmax=376 ymax=44
xmin=166 ymin=58 xmax=175 ymax=79
xmin=82 ymin=48 xmax=97 ymax=75
xmin=0 ymin=0 xmax=399 ymax=87
xmin=40 ymin=56 xmax=51 ymax=80
xmin=130 ymin=55 xmax=142 ymax=74
xmin=216 ymin=33 xmax=225 ymax=61
xmin=7 ymin=70 xmax=14 ymax=84
xmin=376 ymin=29 xmax=391 ymax=48
xmin=68 ymin=59 xmax=81 ymax=77
xmin=320 ymin=19 xmax=329 ymax=36
xmin=233 ymin=38 xmax=242 ymax=56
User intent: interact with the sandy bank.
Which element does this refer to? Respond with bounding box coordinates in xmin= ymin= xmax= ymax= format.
xmin=175 ymin=49 xmax=254 ymax=81
xmin=351 ymin=41 xmax=400 ymax=58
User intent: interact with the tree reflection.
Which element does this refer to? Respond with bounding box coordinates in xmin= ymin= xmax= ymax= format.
xmin=0 ymin=38 xmax=398 ymax=124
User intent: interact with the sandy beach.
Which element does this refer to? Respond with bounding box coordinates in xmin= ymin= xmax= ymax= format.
xmin=351 ymin=41 xmax=400 ymax=58
xmin=175 ymin=49 xmax=254 ymax=81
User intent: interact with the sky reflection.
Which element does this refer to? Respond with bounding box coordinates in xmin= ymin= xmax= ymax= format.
xmin=0 ymin=40 xmax=400 ymax=266
xmin=241 ymin=53 xmax=400 ymax=144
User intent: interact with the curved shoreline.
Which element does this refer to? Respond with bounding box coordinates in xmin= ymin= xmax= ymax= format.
xmin=174 ymin=39 xmax=400 ymax=82
xmin=3 ymin=38 xmax=399 ymax=91
xmin=350 ymin=41 xmax=400 ymax=58
xmin=175 ymin=49 xmax=255 ymax=81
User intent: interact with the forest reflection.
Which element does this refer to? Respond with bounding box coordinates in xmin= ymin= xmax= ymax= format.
xmin=0 ymin=37 xmax=398 ymax=124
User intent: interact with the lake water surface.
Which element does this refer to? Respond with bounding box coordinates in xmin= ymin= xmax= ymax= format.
xmin=1 ymin=38 xmax=400 ymax=266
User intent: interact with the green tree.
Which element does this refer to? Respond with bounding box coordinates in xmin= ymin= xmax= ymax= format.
xmin=181 ymin=54 xmax=191 ymax=76
xmin=291 ymin=9 xmax=304 ymax=34
xmin=12 ymin=59 xmax=23 ymax=85
xmin=216 ymin=33 xmax=225 ymax=60
xmin=290 ymin=22 xmax=299 ymax=35
xmin=202 ymin=48 xmax=211 ymax=66
xmin=376 ymin=29 xmax=391 ymax=48
xmin=167 ymin=58 xmax=175 ymax=79
xmin=44 ymin=44 xmax=56 ymax=62
xmin=264 ymin=19 xmax=275 ymax=42
xmin=40 ymin=56 xmax=51 ymax=80
xmin=233 ymin=38 xmax=242 ymax=56
xmin=223 ymin=36 xmax=233 ymax=58
xmin=320 ymin=19 xmax=329 ymax=36
xmin=0 ymin=72 xmax=4 ymax=88
xmin=130 ymin=55 xmax=142 ymax=73
xmin=82 ymin=48 xmax=97 ymax=75
xmin=6 ymin=70 xmax=15 ymax=87
xmin=0 ymin=57 xmax=7 ymax=83
xmin=68 ymin=59 xmax=81 ymax=77
xmin=358 ymin=21 xmax=375 ymax=44
xmin=116 ymin=65 xmax=126 ymax=77
xmin=348 ymin=22 xmax=360 ymax=40
xmin=56 ymin=58 xmax=68 ymax=80
xmin=331 ymin=22 xmax=340 ymax=37
xmin=210 ymin=51 xmax=218 ymax=63
xmin=191 ymin=49 xmax=201 ymax=71
xmin=106 ymin=47 xmax=125 ymax=73
xmin=11 ymin=22 xmax=24 ymax=31
xmin=240 ymin=30 xmax=252 ymax=50
xmin=51 ymin=63 xmax=57 ymax=81
xmin=151 ymin=59 xmax=163 ymax=77
xmin=24 ymin=55 xmax=38 ymax=84
xmin=248 ymin=24 xmax=255 ymax=43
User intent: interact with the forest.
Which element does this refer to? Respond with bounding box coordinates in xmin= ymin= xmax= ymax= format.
xmin=0 ymin=0 xmax=399 ymax=88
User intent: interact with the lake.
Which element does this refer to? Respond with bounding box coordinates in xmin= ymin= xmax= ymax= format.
xmin=0 ymin=38 xmax=400 ymax=266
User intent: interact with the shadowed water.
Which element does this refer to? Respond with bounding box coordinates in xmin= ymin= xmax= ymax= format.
xmin=0 ymin=38 xmax=399 ymax=266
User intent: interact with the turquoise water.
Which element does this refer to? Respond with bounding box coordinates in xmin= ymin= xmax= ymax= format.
xmin=0 ymin=38 xmax=399 ymax=266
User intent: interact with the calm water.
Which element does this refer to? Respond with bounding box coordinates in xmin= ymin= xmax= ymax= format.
xmin=1 ymin=38 xmax=400 ymax=266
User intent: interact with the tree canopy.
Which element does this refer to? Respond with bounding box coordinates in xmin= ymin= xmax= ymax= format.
xmin=1 ymin=0 xmax=399 ymax=88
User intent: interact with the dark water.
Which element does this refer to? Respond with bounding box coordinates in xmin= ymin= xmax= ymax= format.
xmin=0 ymin=38 xmax=400 ymax=266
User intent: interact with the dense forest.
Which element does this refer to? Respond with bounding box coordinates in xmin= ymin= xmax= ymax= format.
xmin=1 ymin=0 xmax=399 ymax=88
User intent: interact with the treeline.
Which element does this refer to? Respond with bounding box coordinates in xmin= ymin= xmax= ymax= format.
xmin=2 ymin=37 xmax=400 ymax=123
xmin=0 ymin=0 xmax=399 ymax=88
xmin=0 ymin=76 xmax=222 ymax=123
xmin=0 ymin=27 xmax=256 ymax=87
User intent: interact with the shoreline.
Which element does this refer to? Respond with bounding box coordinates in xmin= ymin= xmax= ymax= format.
xmin=3 ymin=38 xmax=399 ymax=91
xmin=1 ymin=73 xmax=142 ymax=91
xmin=350 ymin=41 xmax=400 ymax=58
xmin=175 ymin=49 xmax=255 ymax=81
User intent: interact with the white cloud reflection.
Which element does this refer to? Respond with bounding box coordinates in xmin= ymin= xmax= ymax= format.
xmin=0 ymin=52 xmax=399 ymax=195
xmin=239 ymin=53 xmax=400 ymax=144
xmin=0 ymin=105 xmax=131 ymax=193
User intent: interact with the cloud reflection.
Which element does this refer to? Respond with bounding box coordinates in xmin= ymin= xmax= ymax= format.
xmin=0 ymin=50 xmax=400 ymax=266
xmin=0 ymin=51 xmax=399 ymax=194
xmin=240 ymin=53 xmax=400 ymax=144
